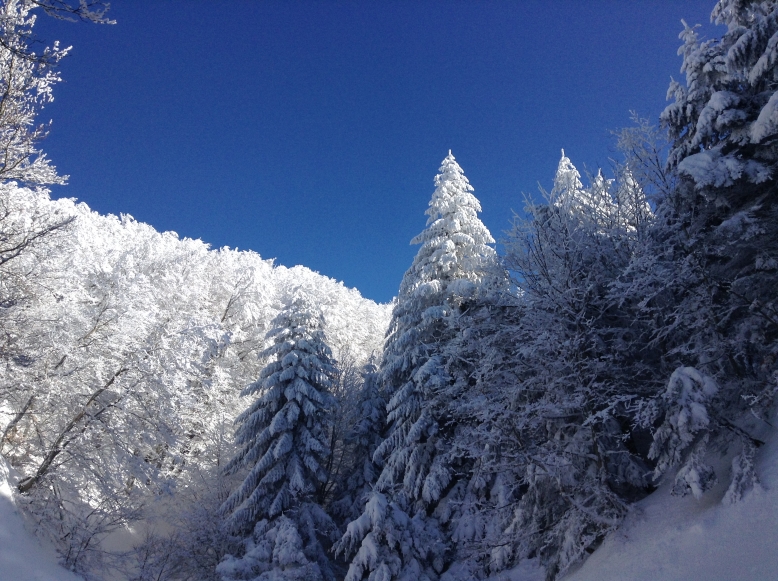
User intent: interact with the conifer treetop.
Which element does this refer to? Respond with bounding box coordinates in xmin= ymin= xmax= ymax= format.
xmin=661 ymin=0 xmax=778 ymax=187
xmin=400 ymin=151 xmax=495 ymax=300
xmin=551 ymin=149 xmax=585 ymax=205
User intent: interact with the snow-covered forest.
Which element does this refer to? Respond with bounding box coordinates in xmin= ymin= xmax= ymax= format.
xmin=1 ymin=0 xmax=777 ymax=580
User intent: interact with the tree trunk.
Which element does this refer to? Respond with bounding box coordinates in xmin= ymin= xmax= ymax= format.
xmin=0 ymin=393 xmax=34 ymax=453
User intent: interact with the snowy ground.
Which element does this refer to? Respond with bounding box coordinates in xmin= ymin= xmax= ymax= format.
xmin=0 ymin=455 xmax=84 ymax=581
xmin=562 ymin=417 xmax=778 ymax=581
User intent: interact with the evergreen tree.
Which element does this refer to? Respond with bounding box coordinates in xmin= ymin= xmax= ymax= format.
xmin=612 ymin=166 xmax=653 ymax=235
xmin=217 ymin=515 xmax=328 ymax=581
xmin=626 ymin=198 xmax=771 ymax=504
xmin=551 ymin=149 xmax=586 ymax=204
xmin=662 ymin=0 xmax=778 ymax=186
xmin=645 ymin=0 xmax=778 ymax=500
xmin=375 ymin=151 xmax=496 ymax=499
xmin=551 ymin=150 xmax=648 ymax=235
xmin=219 ymin=301 xmax=339 ymax=580
xmin=337 ymin=152 xmax=497 ymax=580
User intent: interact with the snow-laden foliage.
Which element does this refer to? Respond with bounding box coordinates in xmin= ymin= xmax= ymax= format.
xmin=329 ymin=358 xmax=386 ymax=526
xmin=376 ymin=152 xmax=497 ymax=500
xmin=494 ymin=152 xmax=657 ymax=580
xmin=0 ymin=0 xmax=68 ymax=186
xmin=3 ymin=1 xmax=778 ymax=580
xmin=221 ymin=302 xmax=335 ymax=531
xmin=662 ymin=0 xmax=778 ymax=186
xmin=552 ymin=150 xmax=617 ymax=229
xmin=339 ymin=152 xmax=499 ymax=580
xmin=637 ymin=0 xmax=778 ymax=526
xmin=612 ymin=111 xmax=678 ymax=202
xmin=218 ymin=514 xmax=325 ymax=581
xmin=552 ymin=149 xmax=653 ymax=234
xmin=497 ymin=115 xmax=770 ymax=578
xmin=335 ymin=491 xmax=446 ymax=581
xmin=218 ymin=501 xmax=339 ymax=581
xmin=0 ymin=184 xmax=388 ymax=579
xmin=648 ymin=367 xmax=719 ymax=498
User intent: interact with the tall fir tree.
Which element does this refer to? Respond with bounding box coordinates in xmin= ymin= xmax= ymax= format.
xmin=550 ymin=149 xmax=586 ymax=211
xmin=219 ymin=301 xmax=339 ymax=581
xmin=336 ymin=152 xmax=497 ymax=580
xmin=376 ymin=151 xmax=496 ymax=499
xmin=641 ymin=0 xmax=778 ymax=504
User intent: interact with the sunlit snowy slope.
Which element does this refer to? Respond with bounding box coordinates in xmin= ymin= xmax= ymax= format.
xmin=0 ymin=455 xmax=84 ymax=581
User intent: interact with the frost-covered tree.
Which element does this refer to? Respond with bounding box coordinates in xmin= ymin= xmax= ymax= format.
xmin=219 ymin=301 xmax=339 ymax=581
xmin=551 ymin=149 xmax=652 ymax=235
xmin=494 ymin=151 xmax=661 ymax=580
xmin=0 ymin=226 xmax=387 ymax=578
xmin=612 ymin=111 xmax=677 ymax=202
xmin=0 ymin=176 xmax=389 ymax=578
xmin=552 ymin=150 xmax=616 ymax=229
xmin=335 ymin=490 xmax=447 ymax=581
xmin=0 ymin=181 xmax=73 ymax=375
xmin=648 ymin=367 xmax=719 ymax=499
xmin=329 ymin=358 xmax=386 ymax=526
xmin=612 ymin=165 xmax=653 ymax=235
xmin=337 ymin=152 xmax=497 ymax=580
xmin=642 ymin=0 xmax=778 ymax=503
xmin=662 ymin=0 xmax=778 ymax=186
xmin=376 ymin=151 xmax=496 ymax=496
xmin=0 ymin=0 xmax=70 ymax=186
xmin=218 ymin=514 xmax=333 ymax=581
xmin=24 ymin=0 xmax=112 ymax=23
xmin=0 ymin=0 xmax=113 ymax=187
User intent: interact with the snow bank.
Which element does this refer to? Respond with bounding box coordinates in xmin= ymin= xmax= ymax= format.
xmin=0 ymin=455 xmax=84 ymax=581
xmin=563 ymin=418 xmax=778 ymax=581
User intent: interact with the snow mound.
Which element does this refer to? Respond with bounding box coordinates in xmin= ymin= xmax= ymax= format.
xmin=0 ymin=455 xmax=84 ymax=581
xmin=563 ymin=418 xmax=778 ymax=581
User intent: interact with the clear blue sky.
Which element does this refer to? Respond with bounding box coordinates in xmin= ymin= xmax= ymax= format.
xmin=35 ymin=1 xmax=719 ymax=304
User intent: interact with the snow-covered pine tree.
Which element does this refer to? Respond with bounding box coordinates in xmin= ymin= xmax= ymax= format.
xmin=426 ymin=280 xmax=519 ymax=580
xmin=376 ymin=151 xmax=496 ymax=498
xmin=218 ymin=515 xmax=327 ymax=581
xmin=648 ymin=367 xmax=719 ymax=498
xmin=551 ymin=149 xmax=586 ymax=205
xmin=662 ymin=0 xmax=778 ymax=186
xmin=336 ymin=152 xmax=497 ymax=580
xmin=219 ymin=301 xmax=339 ymax=581
xmin=612 ymin=166 xmax=653 ymax=236
xmin=551 ymin=150 xmax=640 ymax=235
xmin=646 ymin=0 xmax=778 ymax=501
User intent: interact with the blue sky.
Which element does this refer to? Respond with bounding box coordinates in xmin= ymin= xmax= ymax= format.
xmin=36 ymin=1 xmax=719 ymax=304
